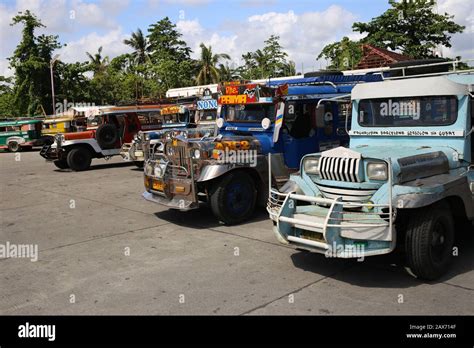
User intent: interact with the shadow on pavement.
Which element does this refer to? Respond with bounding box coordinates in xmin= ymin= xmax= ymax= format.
xmin=290 ymin=230 xmax=474 ymax=288
xmin=53 ymin=161 xmax=134 ymax=172
xmin=154 ymin=206 xmax=270 ymax=230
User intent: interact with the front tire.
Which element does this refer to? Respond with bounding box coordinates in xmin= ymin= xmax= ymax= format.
xmin=67 ymin=147 xmax=92 ymax=171
xmin=8 ymin=142 xmax=20 ymax=152
xmin=209 ymin=171 xmax=257 ymax=225
xmin=405 ymin=202 xmax=455 ymax=280
xmin=53 ymin=159 xmax=69 ymax=169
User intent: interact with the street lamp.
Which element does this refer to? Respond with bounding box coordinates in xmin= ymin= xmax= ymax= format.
xmin=50 ymin=54 xmax=60 ymax=115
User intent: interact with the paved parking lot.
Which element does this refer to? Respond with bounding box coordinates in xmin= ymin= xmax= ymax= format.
xmin=0 ymin=151 xmax=473 ymax=315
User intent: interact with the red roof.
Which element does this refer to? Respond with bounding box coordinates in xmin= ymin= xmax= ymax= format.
xmin=356 ymin=44 xmax=412 ymax=69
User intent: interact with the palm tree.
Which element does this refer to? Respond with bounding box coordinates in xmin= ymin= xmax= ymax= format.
xmin=123 ymin=28 xmax=149 ymax=65
xmin=196 ymin=43 xmax=230 ymax=85
xmin=86 ymin=46 xmax=109 ymax=76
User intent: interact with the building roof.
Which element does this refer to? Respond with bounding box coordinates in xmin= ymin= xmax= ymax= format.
xmin=356 ymin=44 xmax=412 ymax=69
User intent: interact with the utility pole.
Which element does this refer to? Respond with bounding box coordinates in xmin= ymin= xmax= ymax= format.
xmin=50 ymin=54 xmax=60 ymax=115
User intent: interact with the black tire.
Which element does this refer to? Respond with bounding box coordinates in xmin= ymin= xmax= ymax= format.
xmin=405 ymin=202 xmax=455 ymax=280
xmin=209 ymin=171 xmax=257 ymax=225
xmin=134 ymin=161 xmax=144 ymax=169
xmin=53 ymin=159 xmax=69 ymax=169
xmin=8 ymin=142 xmax=20 ymax=152
xmin=96 ymin=124 xmax=119 ymax=149
xmin=67 ymin=147 xmax=92 ymax=171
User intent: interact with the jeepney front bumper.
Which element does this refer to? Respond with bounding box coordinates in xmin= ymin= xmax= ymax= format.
xmin=267 ymin=189 xmax=395 ymax=258
xmin=40 ymin=144 xmax=61 ymax=161
xmin=142 ymin=161 xmax=199 ymax=211
xmin=120 ymin=142 xmax=145 ymax=162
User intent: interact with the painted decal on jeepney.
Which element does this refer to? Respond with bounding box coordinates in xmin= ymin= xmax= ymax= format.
xmin=273 ymin=102 xmax=285 ymax=143
xmin=197 ymin=99 xmax=218 ymax=110
xmin=349 ymin=130 xmax=465 ymax=137
xmin=219 ymin=95 xmax=248 ymax=105
xmin=161 ymin=106 xmax=184 ymax=115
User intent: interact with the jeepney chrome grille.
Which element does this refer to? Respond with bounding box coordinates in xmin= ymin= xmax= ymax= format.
xmin=319 ymin=157 xmax=361 ymax=183
xmin=171 ymin=145 xmax=188 ymax=168
xmin=315 ymin=183 xmax=376 ymax=203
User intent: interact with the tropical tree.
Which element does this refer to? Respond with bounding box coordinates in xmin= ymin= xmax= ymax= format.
xmin=8 ymin=10 xmax=62 ymax=116
xmin=86 ymin=46 xmax=109 ymax=76
xmin=353 ymin=0 xmax=465 ymax=58
xmin=195 ymin=43 xmax=230 ymax=85
xmin=123 ymin=28 xmax=149 ymax=65
xmin=317 ymin=37 xmax=363 ymax=70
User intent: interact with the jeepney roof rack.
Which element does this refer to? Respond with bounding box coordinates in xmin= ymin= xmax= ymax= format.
xmin=266 ymin=74 xmax=383 ymax=88
xmin=378 ymin=59 xmax=474 ymax=80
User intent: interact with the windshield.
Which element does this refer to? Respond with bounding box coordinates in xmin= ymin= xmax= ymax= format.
xmin=358 ymin=96 xmax=457 ymax=127
xmin=223 ymin=104 xmax=275 ymax=123
xmin=196 ymin=109 xmax=217 ymax=122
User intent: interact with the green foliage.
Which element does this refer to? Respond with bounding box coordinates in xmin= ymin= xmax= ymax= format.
xmin=195 ymin=43 xmax=230 ymax=85
xmin=238 ymin=35 xmax=294 ymax=79
xmin=9 ymin=10 xmax=62 ymax=116
xmin=317 ymin=37 xmax=363 ymax=70
xmin=352 ymin=0 xmax=465 ymax=58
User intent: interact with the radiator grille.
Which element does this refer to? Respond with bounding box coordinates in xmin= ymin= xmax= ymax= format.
xmin=319 ymin=157 xmax=361 ymax=182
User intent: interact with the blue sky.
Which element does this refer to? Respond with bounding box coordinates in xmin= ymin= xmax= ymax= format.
xmin=0 ymin=0 xmax=472 ymax=77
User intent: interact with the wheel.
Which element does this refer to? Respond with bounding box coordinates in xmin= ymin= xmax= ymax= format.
xmin=405 ymin=202 xmax=455 ymax=280
xmin=209 ymin=171 xmax=257 ymax=225
xmin=53 ymin=159 xmax=69 ymax=169
xmin=134 ymin=161 xmax=144 ymax=169
xmin=67 ymin=147 xmax=92 ymax=171
xmin=96 ymin=124 xmax=119 ymax=149
xmin=8 ymin=142 xmax=20 ymax=152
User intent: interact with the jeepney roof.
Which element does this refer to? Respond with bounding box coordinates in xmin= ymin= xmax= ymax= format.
xmin=97 ymin=104 xmax=163 ymax=115
xmin=43 ymin=116 xmax=74 ymax=123
xmin=351 ymin=74 xmax=474 ymax=100
xmin=267 ymin=74 xmax=382 ymax=87
xmin=0 ymin=119 xmax=43 ymax=127
xmin=287 ymin=85 xmax=354 ymax=96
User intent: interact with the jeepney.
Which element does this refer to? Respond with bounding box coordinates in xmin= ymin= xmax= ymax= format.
xmin=141 ymin=91 xmax=219 ymax=163
xmin=40 ymin=105 xmax=164 ymax=171
xmin=268 ymin=69 xmax=474 ymax=280
xmin=120 ymin=98 xmax=198 ymax=167
xmin=0 ymin=119 xmax=45 ymax=152
xmin=41 ymin=115 xmax=75 ymax=144
xmin=143 ymin=75 xmax=381 ymax=224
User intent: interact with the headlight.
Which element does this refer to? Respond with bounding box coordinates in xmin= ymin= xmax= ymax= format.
xmin=144 ymin=133 xmax=150 ymax=141
xmin=192 ymin=149 xmax=201 ymax=159
xmin=303 ymin=157 xmax=320 ymax=175
xmin=367 ymin=162 xmax=388 ymax=181
xmin=154 ymin=165 xmax=164 ymax=177
xmin=144 ymin=162 xmax=154 ymax=176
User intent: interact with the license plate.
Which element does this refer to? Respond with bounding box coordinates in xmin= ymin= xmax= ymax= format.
xmin=134 ymin=151 xmax=144 ymax=158
xmin=152 ymin=180 xmax=164 ymax=191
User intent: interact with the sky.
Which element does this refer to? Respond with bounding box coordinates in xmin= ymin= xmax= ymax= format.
xmin=0 ymin=0 xmax=473 ymax=78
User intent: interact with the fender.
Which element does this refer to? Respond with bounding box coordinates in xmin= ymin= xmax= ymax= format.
xmin=393 ymin=171 xmax=474 ymax=219
xmin=61 ymin=138 xmax=103 ymax=154
xmin=196 ymin=154 xmax=267 ymax=183
xmin=7 ymin=136 xmax=26 ymax=145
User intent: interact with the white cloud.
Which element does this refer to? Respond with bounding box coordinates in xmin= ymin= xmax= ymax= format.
xmin=178 ymin=6 xmax=357 ymax=73
xmin=58 ymin=28 xmax=131 ymax=64
xmin=437 ymin=0 xmax=474 ymax=59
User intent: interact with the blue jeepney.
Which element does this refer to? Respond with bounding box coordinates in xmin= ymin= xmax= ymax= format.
xmin=143 ymin=74 xmax=381 ymax=224
xmin=268 ymin=69 xmax=474 ymax=280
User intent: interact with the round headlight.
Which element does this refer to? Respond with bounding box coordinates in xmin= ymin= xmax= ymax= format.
xmin=154 ymin=166 xmax=163 ymax=177
xmin=367 ymin=162 xmax=388 ymax=181
xmin=193 ymin=149 xmax=201 ymax=159
xmin=303 ymin=157 xmax=320 ymax=175
xmin=216 ymin=118 xmax=224 ymax=128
